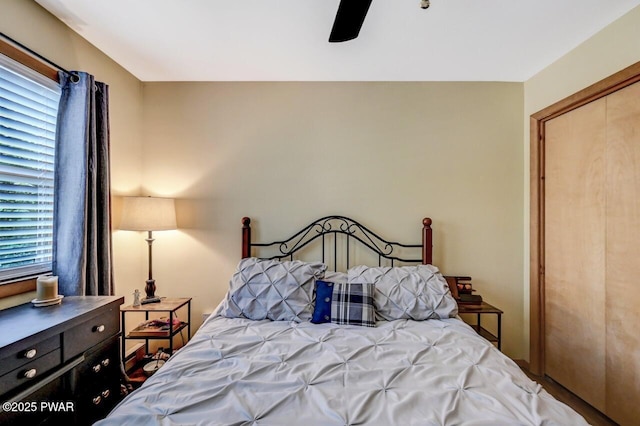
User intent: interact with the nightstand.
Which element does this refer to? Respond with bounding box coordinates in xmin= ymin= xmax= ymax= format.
xmin=458 ymin=301 xmax=503 ymax=351
xmin=120 ymin=298 xmax=192 ymax=366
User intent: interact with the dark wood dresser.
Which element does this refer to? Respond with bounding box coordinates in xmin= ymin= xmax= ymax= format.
xmin=0 ymin=296 xmax=124 ymax=425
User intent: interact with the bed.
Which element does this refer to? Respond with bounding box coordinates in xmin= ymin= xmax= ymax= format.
xmin=98 ymin=216 xmax=588 ymax=425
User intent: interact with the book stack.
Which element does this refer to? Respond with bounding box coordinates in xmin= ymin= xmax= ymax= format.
xmin=456 ymin=277 xmax=483 ymax=305
xmin=458 ymin=293 xmax=483 ymax=305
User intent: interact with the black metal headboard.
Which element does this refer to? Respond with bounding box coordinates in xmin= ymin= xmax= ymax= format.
xmin=241 ymin=216 xmax=432 ymax=270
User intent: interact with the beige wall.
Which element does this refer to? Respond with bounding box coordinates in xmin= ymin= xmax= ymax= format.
xmin=141 ymin=82 xmax=526 ymax=357
xmin=8 ymin=0 xmax=637 ymax=362
xmin=1 ymin=1 xmax=526 ymax=358
xmin=522 ymin=5 xmax=640 ymax=358
xmin=0 ymin=0 xmax=144 ymax=307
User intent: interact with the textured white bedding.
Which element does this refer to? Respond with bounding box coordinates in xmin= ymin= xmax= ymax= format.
xmin=98 ymin=315 xmax=588 ymax=425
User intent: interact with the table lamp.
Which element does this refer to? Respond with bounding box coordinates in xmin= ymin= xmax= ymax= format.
xmin=119 ymin=196 xmax=177 ymax=300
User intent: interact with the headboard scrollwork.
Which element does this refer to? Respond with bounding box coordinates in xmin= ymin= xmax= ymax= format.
xmin=241 ymin=216 xmax=432 ymax=270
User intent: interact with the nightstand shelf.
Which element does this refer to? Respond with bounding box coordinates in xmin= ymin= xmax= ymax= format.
xmin=458 ymin=301 xmax=503 ymax=351
xmin=120 ymin=297 xmax=192 ymax=366
xmin=125 ymin=322 xmax=189 ymax=340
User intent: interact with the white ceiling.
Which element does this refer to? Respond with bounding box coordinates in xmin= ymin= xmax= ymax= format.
xmin=35 ymin=0 xmax=640 ymax=82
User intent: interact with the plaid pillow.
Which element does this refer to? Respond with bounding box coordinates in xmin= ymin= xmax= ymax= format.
xmin=330 ymin=282 xmax=376 ymax=327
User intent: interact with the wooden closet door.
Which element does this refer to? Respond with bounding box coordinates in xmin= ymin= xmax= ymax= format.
xmin=605 ymin=81 xmax=640 ymax=426
xmin=544 ymin=98 xmax=607 ymax=411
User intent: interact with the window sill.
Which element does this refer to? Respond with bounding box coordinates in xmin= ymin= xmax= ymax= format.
xmin=0 ymin=277 xmax=37 ymax=299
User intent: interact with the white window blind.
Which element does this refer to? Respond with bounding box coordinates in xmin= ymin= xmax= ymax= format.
xmin=0 ymin=54 xmax=61 ymax=281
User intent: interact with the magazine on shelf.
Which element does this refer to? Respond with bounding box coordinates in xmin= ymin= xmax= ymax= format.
xmin=128 ymin=317 xmax=185 ymax=337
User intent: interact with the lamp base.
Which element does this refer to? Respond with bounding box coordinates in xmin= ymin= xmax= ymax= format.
xmin=145 ymin=279 xmax=156 ymax=299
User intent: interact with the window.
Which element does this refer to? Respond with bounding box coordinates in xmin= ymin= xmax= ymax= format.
xmin=0 ymin=53 xmax=61 ymax=282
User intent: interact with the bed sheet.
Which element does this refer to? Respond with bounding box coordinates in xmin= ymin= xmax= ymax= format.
xmin=97 ymin=315 xmax=588 ymax=426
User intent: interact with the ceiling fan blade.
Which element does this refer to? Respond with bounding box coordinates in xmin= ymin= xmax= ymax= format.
xmin=329 ymin=0 xmax=373 ymax=43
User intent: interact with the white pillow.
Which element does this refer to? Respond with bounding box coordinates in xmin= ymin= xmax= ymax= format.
xmin=347 ymin=264 xmax=458 ymax=320
xmin=323 ymin=270 xmax=348 ymax=283
xmin=220 ymin=258 xmax=327 ymax=322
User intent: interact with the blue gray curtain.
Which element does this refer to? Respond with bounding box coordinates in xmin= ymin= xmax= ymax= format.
xmin=52 ymin=71 xmax=114 ymax=296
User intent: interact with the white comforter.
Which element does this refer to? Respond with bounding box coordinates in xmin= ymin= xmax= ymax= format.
xmin=98 ymin=315 xmax=588 ymax=425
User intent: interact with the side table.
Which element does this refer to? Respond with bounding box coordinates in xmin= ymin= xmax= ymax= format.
xmin=120 ymin=297 xmax=192 ymax=365
xmin=458 ymin=301 xmax=503 ymax=351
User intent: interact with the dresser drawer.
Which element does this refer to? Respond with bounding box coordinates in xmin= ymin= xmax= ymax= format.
xmin=63 ymin=308 xmax=119 ymax=361
xmin=70 ymin=335 xmax=119 ymax=392
xmin=0 ymin=348 xmax=61 ymax=394
xmin=77 ymin=376 xmax=121 ymax=423
xmin=0 ymin=334 xmax=60 ymax=377
xmin=67 ymin=335 xmax=121 ymax=424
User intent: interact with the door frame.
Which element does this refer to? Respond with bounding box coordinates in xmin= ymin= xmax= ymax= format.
xmin=529 ymin=61 xmax=640 ymax=375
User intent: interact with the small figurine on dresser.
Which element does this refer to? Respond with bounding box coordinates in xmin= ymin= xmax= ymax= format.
xmin=133 ymin=289 xmax=141 ymax=307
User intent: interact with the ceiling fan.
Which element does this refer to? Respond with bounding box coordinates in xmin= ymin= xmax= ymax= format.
xmin=329 ymin=0 xmax=431 ymax=43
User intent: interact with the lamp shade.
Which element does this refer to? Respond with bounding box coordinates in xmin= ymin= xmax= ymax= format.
xmin=119 ymin=196 xmax=177 ymax=231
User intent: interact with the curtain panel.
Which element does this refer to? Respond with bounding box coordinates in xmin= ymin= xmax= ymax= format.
xmin=53 ymin=72 xmax=114 ymax=296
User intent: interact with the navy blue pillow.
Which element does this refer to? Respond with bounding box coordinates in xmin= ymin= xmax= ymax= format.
xmin=311 ymin=280 xmax=335 ymax=324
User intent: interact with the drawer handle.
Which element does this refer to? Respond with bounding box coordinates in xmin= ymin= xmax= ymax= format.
xmin=23 ymin=368 xmax=37 ymax=379
xmin=101 ymin=358 xmax=110 ymax=367
xmin=101 ymin=389 xmax=110 ymax=398
xmin=94 ymin=324 xmax=105 ymax=333
xmin=92 ymin=396 xmax=102 ymax=405
xmin=92 ymin=364 xmax=101 ymax=373
xmin=24 ymin=349 xmax=37 ymax=359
